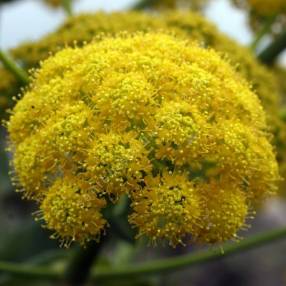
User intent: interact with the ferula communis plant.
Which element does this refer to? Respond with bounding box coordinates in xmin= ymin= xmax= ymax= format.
xmin=7 ymin=33 xmax=279 ymax=247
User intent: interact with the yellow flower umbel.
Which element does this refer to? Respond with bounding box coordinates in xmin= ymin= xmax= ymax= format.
xmin=163 ymin=11 xmax=281 ymax=130
xmin=8 ymin=33 xmax=279 ymax=247
xmin=129 ymin=174 xmax=201 ymax=246
xmin=6 ymin=12 xmax=281 ymax=133
xmin=39 ymin=177 xmax=106 ymax=246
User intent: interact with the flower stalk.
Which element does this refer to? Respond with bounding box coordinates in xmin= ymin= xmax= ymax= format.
xmin=61 ymin=0 xmax=73 ymax=16
xmin=250 ymin=14 xmax=277 ymax=51
xmin=0 ymin=227 xmax=286 ymax=281
xmin=64 ymin=238 xmax=107 ymax=286
xmin=0 ymin=50 xmax=29 ymax=85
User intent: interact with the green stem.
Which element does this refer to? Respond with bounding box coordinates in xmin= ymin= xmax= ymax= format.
xmin=93 ymin=227 xmax=286 ymax=280
xmin=61 ymin=0 xmax=73 ymax=16
xmin=64 ymin=238 xmax=107 ymax=285
xmin=0 ymin=227 xmax=286 ymax=281
xmin=109 ymin=195 xmax=135 ymax=244
xmin=0 ymin=250 xmax=69 ymax=285
xmin=0 ymin=261 xmax=60 ymax=280
xmin=250 ymin=14 xmax=277 ymax=51
xmin=258 ymin=30 xmax=286 ymax=65
xmin=0 ymin=50 xmax=29 ymax=85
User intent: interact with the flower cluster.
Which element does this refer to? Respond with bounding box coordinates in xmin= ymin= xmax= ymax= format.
xmin=6 ymin=12 xmax=281 ymax=125
xmin=163 ymin=12 xmax=282 ymax=133
xmin=8 ymin=33 xmax=279 ymax=246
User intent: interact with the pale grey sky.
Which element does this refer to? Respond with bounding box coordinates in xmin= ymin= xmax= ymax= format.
xmin=0 ymin=0 xmax=252 ymax=49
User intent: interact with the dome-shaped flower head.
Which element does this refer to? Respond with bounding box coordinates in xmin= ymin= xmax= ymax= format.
xmin=7 ymin=12 xmax=281 ymax=138
xmin=7 ymin=33 xmax=279 ymax=246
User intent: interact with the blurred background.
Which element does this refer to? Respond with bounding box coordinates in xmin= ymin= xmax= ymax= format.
xmin=0 ymin=0 xmax=261 ymax=47
xmin=0 ymin=1 xmax=286 ymax=285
